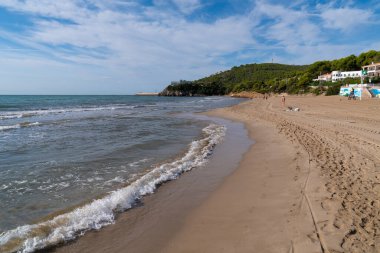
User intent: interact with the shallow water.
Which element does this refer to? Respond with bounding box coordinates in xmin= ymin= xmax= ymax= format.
xmin=0 ymin=95 xmax=244 ymax=252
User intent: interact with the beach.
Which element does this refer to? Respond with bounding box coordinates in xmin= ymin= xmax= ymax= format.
xmin=2 ymin=2 xmax=380 ymax=253
xmin=51 ymin=95 xmax=380 ymax=253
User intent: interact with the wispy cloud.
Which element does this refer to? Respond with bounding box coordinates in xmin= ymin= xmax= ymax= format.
xmin=253 ymin=1 xmax=323 ymax=47
xmin=0 ymin=0 xmax=255 ymax=66
xmin=320 ymin=8 xmax=373 ymax=32
xmin=171 ymin=0 xmax=203 ymax=14
xmin=247 ymin=0 xmax=378 ymax=64
xmin=0 ymin=0 xmax=91 ymax=21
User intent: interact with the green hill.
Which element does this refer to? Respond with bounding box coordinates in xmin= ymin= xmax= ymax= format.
xmin=159 ymin=50 xmax=380 ymax=96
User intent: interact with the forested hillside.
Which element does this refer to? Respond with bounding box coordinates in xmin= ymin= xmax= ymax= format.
xmin=159 ymin=50 xmax=380 ymax=96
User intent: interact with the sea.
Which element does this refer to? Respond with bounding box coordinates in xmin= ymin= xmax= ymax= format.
xmin=0 ymin=95 xmax=245 ymax=252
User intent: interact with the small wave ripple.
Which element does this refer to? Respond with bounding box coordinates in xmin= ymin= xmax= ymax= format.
xmin=0 ymin=122 xmax=40 ymax=131
xmin=0 ymin=105 xmax=135 ymax=120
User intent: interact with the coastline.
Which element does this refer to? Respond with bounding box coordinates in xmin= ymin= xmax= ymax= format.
xmin=51 ymin=95 xmax=380 ymax=253
xmin=162 ymin=100 xmax=323 ymax=252
xmin=49 ymin=114 xmax=252 ymax=253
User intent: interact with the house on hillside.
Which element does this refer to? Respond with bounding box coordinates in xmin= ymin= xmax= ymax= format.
xmin=362 ymin=62 xmax=380 ymax=77
xmin=332 ymin=70 xmax=362 ymax=82
xmin=313 ymin=73 xmax=332 ymax=82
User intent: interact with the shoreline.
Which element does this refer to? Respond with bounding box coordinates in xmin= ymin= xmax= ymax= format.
xmin=162 ymin=100 xmax=324 ymax=252
xmin=50 ymin=113 xmax=252 ymax=253
xmin=50 ymin=95 xmax=380 ymax=252
xmin=0 ymin=96 xmax=245 ymax=252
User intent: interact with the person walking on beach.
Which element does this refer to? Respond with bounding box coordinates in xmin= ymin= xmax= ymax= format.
xmin=281 ymin=95 xmax=286 ymax=108
xmin=348 ymin=88 xmax=356 ymax=100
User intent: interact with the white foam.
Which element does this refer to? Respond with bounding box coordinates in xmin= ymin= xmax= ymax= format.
xmin=0 ymin=122 xmax=40 ymax=131
xmin=0 ymin=114 xmax=23 ymax=120
xmin=60 ymin=174 xmax=74 ymax=180
xmin=28 ymin=122 xmax=40 ymax=126
xmin=0 ymin=184 xmax=10 ymax=190
xmin=0 ymin=124 xmax=226 ymax=253
xmin=86 ymin=176 xmax=104 ymax=183
xmin=128 ymin=158 xmax=150 ymax=168
xmin=57 ymin=182 xmax=70 ymax=189
xmin=104 ymin=176 xmax=125 ymax=186
xmin=0 ymin=124 xmax=20 ymax=131
xmin=14 ymin=180 xmax=28 ymax=185
xmin=0 ymin=105 xmax=135 ymax=121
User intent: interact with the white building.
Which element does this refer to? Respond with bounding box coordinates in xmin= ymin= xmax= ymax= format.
xmin=332 ymin=71 xmax=362 ymax=82
xmin=313 ymin=73 xmax=332 ymax=82
xmin=362 ymin=62 xmax=380 ymax=77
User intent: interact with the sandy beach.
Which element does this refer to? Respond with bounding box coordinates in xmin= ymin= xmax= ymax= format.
xmin=53 ymin=95 xmax=380 ymax=253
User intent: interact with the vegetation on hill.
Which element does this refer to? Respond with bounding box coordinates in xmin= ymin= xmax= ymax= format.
xmin=159 ymin=50 xmax=380 ymax=96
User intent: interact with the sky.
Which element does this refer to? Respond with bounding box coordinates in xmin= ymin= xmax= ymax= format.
xmin=0 ymin=0 xmax=379 ymax=95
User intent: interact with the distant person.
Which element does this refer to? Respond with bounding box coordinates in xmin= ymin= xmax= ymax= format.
xmin=349 ymin=88 xmax=355 ymax=100
xmin=281 ymin=95 xmax=286 ymax=107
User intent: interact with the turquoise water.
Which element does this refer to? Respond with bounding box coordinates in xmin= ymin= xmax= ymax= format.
xmin=0 ymin=95 xmax=243 ymax=252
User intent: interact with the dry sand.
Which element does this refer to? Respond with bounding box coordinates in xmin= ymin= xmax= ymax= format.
xmin=54 ymin=95 xmax=380 ymax=253
xmin=163 ymin=95 xmax=380 ymax=253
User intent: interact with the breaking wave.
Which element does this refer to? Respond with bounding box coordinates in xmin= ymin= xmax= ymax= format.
xmin=0 ymin=122 xmax=40 ymax=131
xmin=0 ymin=105 xmax=135 ymax=120
xmin=0 ymin=124 xmax=226 ymax=253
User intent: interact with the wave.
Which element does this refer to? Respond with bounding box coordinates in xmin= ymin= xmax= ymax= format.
xmin=128 ymin=158 xmax=151 ymax=168
xmin=0 ymin=105 xmax=137 ymax=120
xmin=0 ymin=114 xmax=23 ymax=120
xmin=0 ymin=122 xmax=40 ymax=131
xmin=0 ymin=124 xmax=20 ymax=131
xmin=0 ymin=124 xmax=226 ymax=253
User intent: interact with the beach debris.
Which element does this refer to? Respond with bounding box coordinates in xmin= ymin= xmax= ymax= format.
xmin=286 ymin=106 xmax=300 ymax=112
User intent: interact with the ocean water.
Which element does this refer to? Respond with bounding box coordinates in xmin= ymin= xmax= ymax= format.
xmin=0 ymin=95 xmax=244 ymax=252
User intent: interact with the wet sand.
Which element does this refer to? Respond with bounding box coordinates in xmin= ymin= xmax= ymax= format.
xmin=54 ymin=95 xmax=380 ymax=253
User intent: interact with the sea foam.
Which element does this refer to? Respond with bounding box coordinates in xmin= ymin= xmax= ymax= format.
xmin=0 ymin=105 xmax=134 ymax=121
xmin=0 ymin=124 xmax=226 ymax=253
xmin=0 ymin=122 xmax=40 ymax=131
xmin=0 ymin=124 xmax=20 ymax=131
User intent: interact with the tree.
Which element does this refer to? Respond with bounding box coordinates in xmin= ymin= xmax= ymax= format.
xmin=307 ymin=61 xmax=332 ymax=78
xmin=159 ymin=50 xmax=380 ymax=96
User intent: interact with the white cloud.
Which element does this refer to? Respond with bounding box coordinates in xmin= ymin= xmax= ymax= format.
xmin=171 ymin=0 xmax=203 ymax=14
xmin=253 ymin=1 xmax=324 ymax=48
xmin=320 ymin=8 xmax=372 ymax=31
xmin=0 ymin=0 xmax=259 ymax=93
xmin=0 ymin=0 xmax=91 ymax=21
xmin=0 ymin=0 xmax=378 ymax=94
xmin=0 ymin=1 xmax=255 ymax=68
xmin=2 ymin=0 xmax=372 ymax=70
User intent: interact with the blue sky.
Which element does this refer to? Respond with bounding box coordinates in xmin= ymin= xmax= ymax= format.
xmin=0 ymin=0 xmax=379 ymax=94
